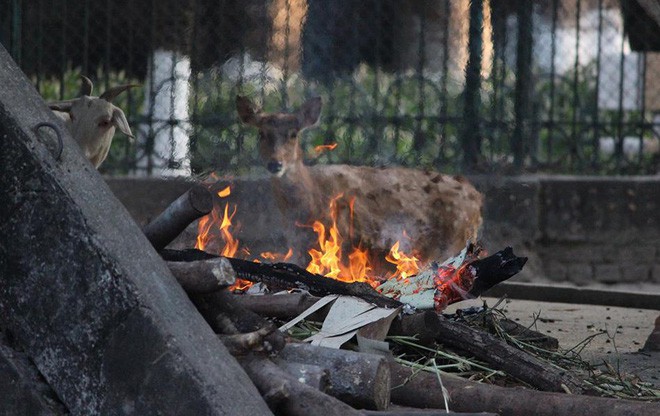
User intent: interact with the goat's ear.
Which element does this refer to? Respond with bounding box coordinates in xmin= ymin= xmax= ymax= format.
xmin=111 ymin=107 xmax=134 ymax=141
xmin=297 ymin=97 xmax=322 ymax=129
xmin=236 ymin=95 xmax=260 ymax=125
xmin=47 ymin=100 xmax=75 ymax=112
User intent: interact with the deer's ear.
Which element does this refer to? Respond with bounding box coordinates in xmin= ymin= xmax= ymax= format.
xmin=236 ymin=95 xmax=260 ymax=125
xmin=297 ymin=97 xmax=322 ymax=129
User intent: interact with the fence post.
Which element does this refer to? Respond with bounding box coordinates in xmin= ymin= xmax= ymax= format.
xmin=462 ymin=0 xmax=483 ymax=171
xmin=512 ymin=0 xmax=533 ymax=171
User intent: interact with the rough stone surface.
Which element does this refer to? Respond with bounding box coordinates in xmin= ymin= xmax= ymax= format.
xmin=0 ymin=47 xmax=271 ymax=415
xmin=0 ymin=331 xmax=67 ymax=416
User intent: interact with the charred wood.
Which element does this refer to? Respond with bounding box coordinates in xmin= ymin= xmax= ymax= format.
xmin=390 ymin=311 xmax=583 ymax=394
xmin=467 ymin=247 xmax=527 ymax=298
xmin=161 ymin=249 xmax=402 ymax=309
xmin=240 ymin=354 xmax=362 ymax=416
xmin=227 ymin=257 xmax=402 ymax=309
xmin=390 ymin=362 xmax=660 ymax=416
xmin=278 ymin=343 xmax=391 ymax=410
xmin=166 ymin=258 xmax=235 ymax=293
xmin=143 ymin=185 xmax=213 ymax=251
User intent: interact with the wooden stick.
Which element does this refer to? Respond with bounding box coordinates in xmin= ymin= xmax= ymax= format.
xmin=390 ymin=311 xmax=583 ymax=394
xmin=390 ymin=362 xmax=660 ymax=416
xmin=191 ymin=290 xmax=286 ymax=354
xmin=143 ymin=185 xmax=213 ymax=251
xmin=240 ymin=354 xmax=363 ymax=416
xmin=279 ymin=343 xmax=391 ymax=410
xmin=167 ymin=258 xmax=235 ymax=293
xmin=218 ymin=327 xmax=277 ymax=355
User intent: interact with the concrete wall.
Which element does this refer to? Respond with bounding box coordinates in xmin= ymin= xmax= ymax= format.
xmin=108 ymin=175 xmax=660 ymax=286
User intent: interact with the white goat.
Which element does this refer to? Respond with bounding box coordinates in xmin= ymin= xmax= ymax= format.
xmin=48 ymin=76 xmax=138 ymax=168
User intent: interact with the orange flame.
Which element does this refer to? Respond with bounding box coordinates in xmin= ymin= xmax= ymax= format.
xmin=385 ymin=241 xmax=421 ymax=280
xmin=305 ymin=194 xmax=374 ymax=285
xmin=314 ymin=143 xmax=338 ymax=153
xmin=217 ymin=186 xmax=231 ymax=198
xmin=259 ymin=248 xmax=294 ymax=262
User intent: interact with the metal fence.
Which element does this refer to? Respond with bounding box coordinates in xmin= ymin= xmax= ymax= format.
xmin=1 ymin=0 xmax=659 ymax=175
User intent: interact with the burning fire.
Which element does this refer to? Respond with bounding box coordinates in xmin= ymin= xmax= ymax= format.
xmin=305 ymin=194 xmax=374 ymax=284
xmin=385 ymin=241 xmax=420 ymax=280
xmin=195 ymin=185 xmax=422 ymax=291
xmin=195 ymin=186 xmax=249 ymax=290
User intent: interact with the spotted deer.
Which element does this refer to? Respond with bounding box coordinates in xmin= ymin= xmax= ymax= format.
xmin=236 ymin=95 xmax=483 ymax=263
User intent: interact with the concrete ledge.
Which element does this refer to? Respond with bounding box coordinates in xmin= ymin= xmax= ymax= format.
xmin=485 ymin=282 xmax=660 ymax=310
xmin=107 ymin=174 xmax=660 ymax=287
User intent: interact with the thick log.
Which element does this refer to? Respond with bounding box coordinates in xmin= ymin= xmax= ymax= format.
xmin=231 ymin=292 xmax=323 ymax=319
xmin=272 ymin=360 xmax=329 ymax=391
xmin=0 ymin=49 xmax=270 ymax=415
xmin=390 ymin=311 xmax=583 ymax=394
xmin=191 ymin=290 xmax=286 ymax=354
xmin=278 ymin=343 xmax=391 ymax=410
xmin=143 ymin=185 xmax=213 ymax=251
xmin=162 ymin=249 xmax=402 ymax=309
xmin=240 ymin=354 xmax=362 ymax=416
xmin=390 ymin=362 xmax=660 ymax=416
xmin=167 ymin=258 xmax=236 ymax=293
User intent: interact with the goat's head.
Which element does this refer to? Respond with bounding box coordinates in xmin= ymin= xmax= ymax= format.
xmin=236 ymin=95 xmax=322 ymax=177
xmin=48 ymin=76 xmax=138 ymax=167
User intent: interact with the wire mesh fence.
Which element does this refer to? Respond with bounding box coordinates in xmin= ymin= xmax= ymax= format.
xmin=1 ymin=0 xmax=659 ymax=175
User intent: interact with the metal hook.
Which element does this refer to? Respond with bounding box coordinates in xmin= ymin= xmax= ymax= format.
xmin=34 ymin=122 xmax=64 ymax=161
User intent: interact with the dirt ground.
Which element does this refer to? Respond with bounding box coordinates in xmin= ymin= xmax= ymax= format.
xmin=460 ymin=296 xmax=660 ymax=387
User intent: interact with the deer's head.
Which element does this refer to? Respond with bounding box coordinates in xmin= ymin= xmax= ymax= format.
xmin=236 ymin=95 xmax=322 ymax=177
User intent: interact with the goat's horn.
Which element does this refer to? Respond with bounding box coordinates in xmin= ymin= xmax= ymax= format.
xmin=47 ymin=99 xmax=76 ymax=112
xmin=99 ymin=84 xmax=139 ymax=102
xmin=80 ymin=75 xmax=94 ymax=96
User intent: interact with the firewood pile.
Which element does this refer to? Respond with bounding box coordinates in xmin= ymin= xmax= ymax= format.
xmin=146 ymin=186 xmax=660 ymax=416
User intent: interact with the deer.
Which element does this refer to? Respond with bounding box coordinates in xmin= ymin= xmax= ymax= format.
xmin=236 ymin=95 xmax=484 ymax=267
xmin=48 ymin=76 xmax=138 ymax=168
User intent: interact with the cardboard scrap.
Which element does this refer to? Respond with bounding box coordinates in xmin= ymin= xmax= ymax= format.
xmin=281 ymin=295 xmax=401 ymax=349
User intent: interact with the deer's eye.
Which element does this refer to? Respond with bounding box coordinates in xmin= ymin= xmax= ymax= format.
xmin=98 ymin=119 xmax=111 ymax=128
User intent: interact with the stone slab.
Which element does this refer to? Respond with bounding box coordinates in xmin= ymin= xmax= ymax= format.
xmin=0 ymin=46 xmax=271 ymax=415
